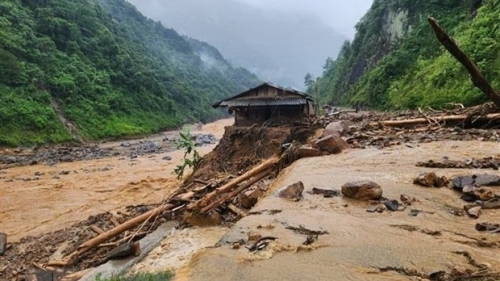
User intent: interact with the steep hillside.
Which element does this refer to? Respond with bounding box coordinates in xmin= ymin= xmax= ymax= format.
xmin=313 ymin=0 xmax=498 ymax=109
xmin=0 ymin=0 xmax=259 ymax=146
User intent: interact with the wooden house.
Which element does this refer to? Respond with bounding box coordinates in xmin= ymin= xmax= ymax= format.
xmin=212 ymin=83 xmax=315 ymax=126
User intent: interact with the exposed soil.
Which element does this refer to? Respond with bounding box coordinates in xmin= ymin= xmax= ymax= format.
xmin=186 ymin=125 xmax=315 ymax=183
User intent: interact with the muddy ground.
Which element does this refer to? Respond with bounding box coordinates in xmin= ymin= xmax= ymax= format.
xmin=2 ymin=107 xmax=500 ymax=281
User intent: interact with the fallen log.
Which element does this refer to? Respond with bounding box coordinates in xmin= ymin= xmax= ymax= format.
xmin=188 ymin=156 xmax=279 ymax=211
xmin=61 ymin=204 xmax=172 ymax=264
xmin=60 ymin=192 xmax=194 ymax=265
xmin=89 ymin=225 xmax=105 ymax=235
xmin=370 ymin=113 xmax=500 ymax=127
xmin=201 ymin=170 xmax=270 ymax=213
xmin=428 ymin=17 xmax=500 ymax=108
xmin=227 ymin=204 xmax=248 ymax=217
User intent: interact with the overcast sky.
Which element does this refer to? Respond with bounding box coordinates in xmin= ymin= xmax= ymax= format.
xmin=232 ymin=0 xmax=373 ymax=38
xmin=126 ymin=0 xmax=374 ymax=87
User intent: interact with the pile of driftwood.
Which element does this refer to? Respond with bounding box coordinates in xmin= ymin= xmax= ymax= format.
xmin=48 ymin=155 xmax=284 ymax=268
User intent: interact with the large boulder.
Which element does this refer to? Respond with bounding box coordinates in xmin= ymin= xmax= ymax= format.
xmin=341 ymin=180 xmax=383 ymax=200
xmin=315 ymin=135 xmax=350 ymax=154
xmin=323 ymin=121 xmax=350 ymax=137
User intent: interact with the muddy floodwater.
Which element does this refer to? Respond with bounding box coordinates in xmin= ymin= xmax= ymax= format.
xmin=170 ymin=141 xmax=500 ymax=281
xmin=2 ymin=120 xmax=500 ymax=281
xmin=0 ymin=119 xmax=232 ymax=242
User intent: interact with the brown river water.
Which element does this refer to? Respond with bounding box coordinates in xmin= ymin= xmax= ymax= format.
xmin=2 ymin=119 xmax=500 ymax=280
xmin=0 ymin=119 xmax=232 ymax=242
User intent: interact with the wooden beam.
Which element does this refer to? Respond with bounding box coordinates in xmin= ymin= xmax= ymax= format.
xmin=370 ymin=113 xmax=500 ymax=127
xmin=187 ymin=156 xmax=279 ymax=211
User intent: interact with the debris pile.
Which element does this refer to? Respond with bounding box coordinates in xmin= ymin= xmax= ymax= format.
xmin=312 ymin=102 xmax=500 ymax=150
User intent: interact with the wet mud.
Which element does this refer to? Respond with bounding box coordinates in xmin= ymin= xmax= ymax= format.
xmin=179 ymin=141 xmax=500 ymax=281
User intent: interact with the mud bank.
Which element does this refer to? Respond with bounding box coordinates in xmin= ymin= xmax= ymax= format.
xmin=174 ymin=141 xmax=500 ymax=281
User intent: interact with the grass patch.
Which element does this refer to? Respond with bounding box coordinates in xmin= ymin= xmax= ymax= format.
xmin=95 ymin=271 xmax=174 ymax=281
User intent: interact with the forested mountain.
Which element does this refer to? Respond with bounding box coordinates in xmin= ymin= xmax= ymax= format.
xmin=312 ymin=0 xmax=498 ymax=110
xmin=0 ymin=0 xmax=259 ymax=146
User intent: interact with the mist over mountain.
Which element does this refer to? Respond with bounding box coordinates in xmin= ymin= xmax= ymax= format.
xmin=126 ymin=0 xmax=348 ymax=89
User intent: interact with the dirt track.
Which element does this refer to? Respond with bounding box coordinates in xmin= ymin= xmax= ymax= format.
xmin=0 ymin=119 xmax=232 ymax=242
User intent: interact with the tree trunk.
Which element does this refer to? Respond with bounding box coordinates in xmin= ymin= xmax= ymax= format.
xmin=201 ymin=170 xmax=271 ymax=213
xmin=370 ymin=113 xmax=500 ymax=127
xmin=188 ymin=156 xmax=279 ymax=211
xmin=428 ymin=17 xmax=500 ymax=107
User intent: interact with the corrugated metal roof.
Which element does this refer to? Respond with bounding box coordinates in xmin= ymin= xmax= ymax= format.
xmin=220 ymin=98 xmax=307 ymax=107
xmin=212 ymin=82 xmax=313 ymax=108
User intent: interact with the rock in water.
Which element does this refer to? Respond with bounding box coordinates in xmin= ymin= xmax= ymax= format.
xmin=120 ymin=142 xmax=131 ymax=148
xmin=341 ymin=180 xmax=383 ymax=200
xmin=3 ymin=156 xmax=17 ymax=164
xmin=323 ymin=121 xmax=350 ymax=138
xmin=0 ymin=232 xmax=6 ymax=255
xmin=314 ymin=135 xmax=350 ymax=154
xmin=279 ymin=181 xmax=304 ymax=202
xmin=400 ymin=194 xmax=417 ymax=205
xmin=465 ymin=206 xmax=482 ymax=219
xmin=413 ymin=172 xmax=448 ymax=187
xmin=366 ymin=204 xmax=385 ymax=213
xmin=311 ymin=187 xmax=341 ymax=198
xmin=475 ymin=222 xmax=500 ymax=231
xmin=384 ymin=200 xmax=399 ymax=211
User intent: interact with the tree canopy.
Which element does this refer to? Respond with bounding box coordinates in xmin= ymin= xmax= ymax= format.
xmin=0 ymin=0 xmax=260 ymax=146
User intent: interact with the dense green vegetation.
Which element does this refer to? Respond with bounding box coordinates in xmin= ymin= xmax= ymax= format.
xmin=0 ymin=0 xmax=259 ymax=146
xmin=312 ymin=0 xmax=499 ymax=110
